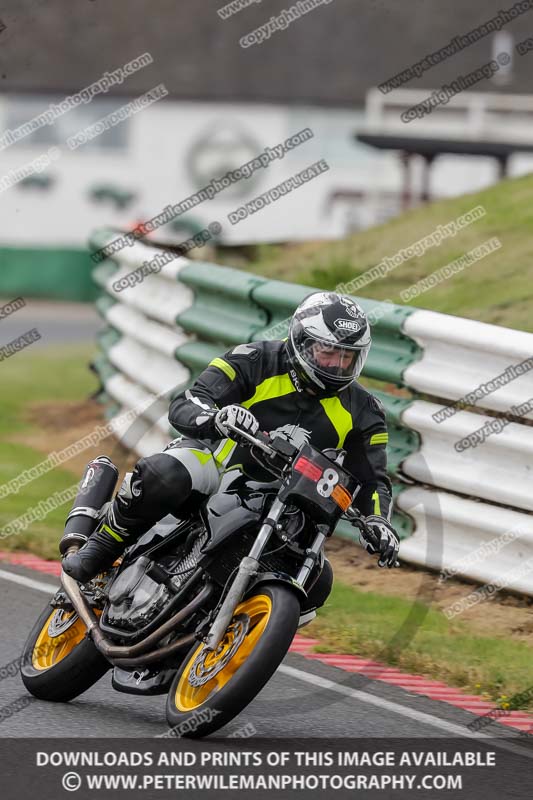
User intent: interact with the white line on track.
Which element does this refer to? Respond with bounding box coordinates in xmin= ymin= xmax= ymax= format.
xmin=1 ymin=566 xmax=531 ymax=757
xmin=0 ymin=568 xmax=58 ymax=595
xmin=279 ymin=666 xmax=533 ymax=758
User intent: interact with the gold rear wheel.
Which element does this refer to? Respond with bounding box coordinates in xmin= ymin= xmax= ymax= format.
xmin=32 ymin=610 xmax=90 ymax=671
xmin=21 ymin=604 xmax=109 ymax=701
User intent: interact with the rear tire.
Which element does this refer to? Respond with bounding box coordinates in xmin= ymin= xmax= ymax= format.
xmin=166 ymin=583 xmax=300 ymax=737
xmin=20 ymin=604 xmax=110 ymax=702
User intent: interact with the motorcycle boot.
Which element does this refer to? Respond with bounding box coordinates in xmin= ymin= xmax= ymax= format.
xmin=61 ymin=446 xmax=208 ymax=583
xmin=61 ymin=497 xmax=152 ymax=584
xmin=61 ymin=465 xmax=159 ymax=583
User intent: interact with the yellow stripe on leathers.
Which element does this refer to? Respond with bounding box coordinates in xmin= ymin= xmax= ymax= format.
xmin=209 ymin=358 xmax=236 ymax=381
xmin=214 ymin=438 xmax=237 ymax=467
xmin=319 ymin=396 xmax=353 ymax=448
xmin=241 ymin=373 xmax=296 ymax=409
xmin=370 ymin=433 xmax=389 ymax=445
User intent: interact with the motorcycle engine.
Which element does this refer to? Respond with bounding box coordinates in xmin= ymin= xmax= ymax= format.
xmin=106 ymin=556 xmax=169 ymax=630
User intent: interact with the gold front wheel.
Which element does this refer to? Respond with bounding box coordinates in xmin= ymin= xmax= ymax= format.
xmin=175 ymin=593 xmax=273 ymax=712
xmin=166 ymin=584 xmax=301 ymax=737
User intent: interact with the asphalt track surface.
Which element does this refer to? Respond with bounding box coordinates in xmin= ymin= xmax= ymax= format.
xmin=0 ymin=299 xmax=102 ymax=347
xmin=1 ymin=560 xmax=531 ymax=751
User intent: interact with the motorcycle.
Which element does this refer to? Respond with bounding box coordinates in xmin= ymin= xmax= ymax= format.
xmin=20 ymin=422 xmax=380 ymax=737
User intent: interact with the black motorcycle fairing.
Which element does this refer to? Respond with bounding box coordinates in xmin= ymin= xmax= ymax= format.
xmin=98 ymin=473 xmax=276 ymax=641
xmin=97 ymin=462 xmax=317 ymax=644
xmin=200 ymin=501 xmax=262 ymax=555
xmin=198 ymin=469 xmax=279 ymax=555
xmin=120 ymin=516 xmax=196 ymax=568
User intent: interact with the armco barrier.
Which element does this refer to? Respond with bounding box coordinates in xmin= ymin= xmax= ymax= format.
xmin=89 ymin=231 xmax=533 ymax=594
xmin=403 ymin=310 xmax=533 ymax=419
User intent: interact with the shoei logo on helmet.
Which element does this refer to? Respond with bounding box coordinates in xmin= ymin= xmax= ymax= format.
xmin=334 ymin=318 xmax=361 ymax=332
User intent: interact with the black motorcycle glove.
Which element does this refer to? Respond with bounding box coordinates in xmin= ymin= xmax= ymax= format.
xmin=360 ymin=515 xmax=400 ymax=568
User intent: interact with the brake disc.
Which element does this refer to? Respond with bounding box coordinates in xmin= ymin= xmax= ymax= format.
xmin=187 ymin=613 xmax=251 ymax=687
xmin=47 ymin=608 xmax=80 ymax=637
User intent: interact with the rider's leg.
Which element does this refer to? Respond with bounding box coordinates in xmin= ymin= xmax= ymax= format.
xmin=62 ymin=439 xmax=220 ymax=583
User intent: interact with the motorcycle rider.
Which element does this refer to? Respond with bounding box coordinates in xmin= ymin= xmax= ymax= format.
xmin=62 ymin=291 xmax=400 ymax=616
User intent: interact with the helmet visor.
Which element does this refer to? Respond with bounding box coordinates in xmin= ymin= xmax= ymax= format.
xmin=298 ymin=335 xmax=370 ymax=382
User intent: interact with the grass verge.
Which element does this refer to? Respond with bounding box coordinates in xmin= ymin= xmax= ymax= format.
xmin=0 ymin=343 xmax=100 ymax=558
xmin=307 ymin=580 xmax=533 ymax=712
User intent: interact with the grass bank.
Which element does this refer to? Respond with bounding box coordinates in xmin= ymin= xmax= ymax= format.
xmin=235 ymin=173 xmax=533 ymax=333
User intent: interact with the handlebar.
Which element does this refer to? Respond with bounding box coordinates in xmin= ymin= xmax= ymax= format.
xmin=222 ymin=421 xmax=277 ymax=456
xmin=222 ymin=421 xmax=294 ymax=480
xmin=223 ymin=421 xmax=399 ymax=566
xmin=344 ymin=505 xmax=378 ymax=546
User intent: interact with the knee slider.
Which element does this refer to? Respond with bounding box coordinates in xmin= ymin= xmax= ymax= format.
xmin=115 ymin=466 xmax=144 ymax=511
xmin=131 ymin=453 xmax=193 ymax=512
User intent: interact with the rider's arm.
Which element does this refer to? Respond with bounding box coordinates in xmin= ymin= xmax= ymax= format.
xmin=342 ymin=393 xmax=393 ymax=520
xmin=168 ymin=344 xmax=259 ymax=438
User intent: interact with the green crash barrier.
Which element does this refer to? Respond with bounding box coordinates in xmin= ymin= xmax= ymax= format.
xmin=95 ymin=293 xmax=118 ymax=319
xmin=92 ymin=260 xmax=121 ymax=290
xmin=90 ymin=250 xmax=421 ymax=485
xmin=96 ymin=325 xmax=122 ymax=354
xmin=174 ymin=341 xmax=223 ymax=384
xmin=249 ymin=278 xmax=417 ymax=335
xmin=91 ymin=352 xmax=118 ymax=385
xmin=372 ymin=389 xmax=413 ymax=425
xmin=176 ymin=262 xmax=269 ymax=345
xmin=88 ymin=228 xmax=129 ymax=258
xmin=372 ymin=390 xmax=420 ymax=475
xmin=382 ymin=424 xmax=418 ymax=476
xmin=363 ymin=329 xmax=420 ymax=385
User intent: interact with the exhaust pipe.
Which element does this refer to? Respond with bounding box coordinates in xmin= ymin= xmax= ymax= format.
xmin=60 ymin=566 xmax=212 ymax=665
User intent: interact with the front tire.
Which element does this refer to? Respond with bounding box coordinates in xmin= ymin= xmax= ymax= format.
xmin=166 ymin=583 xmax=300 ymax=737
xmin=20 ymin=604 xmax=110 ymax=702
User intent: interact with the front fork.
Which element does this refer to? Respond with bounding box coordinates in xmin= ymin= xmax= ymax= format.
xmin=296 ymin=526 xmax=329 ymax=586
xmin=202 ymin=499 xmax=328 ymax=652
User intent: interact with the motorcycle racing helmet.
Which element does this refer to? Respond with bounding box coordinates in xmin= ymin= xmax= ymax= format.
xmin=286 ymin=291 xmax=371 ymax=395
